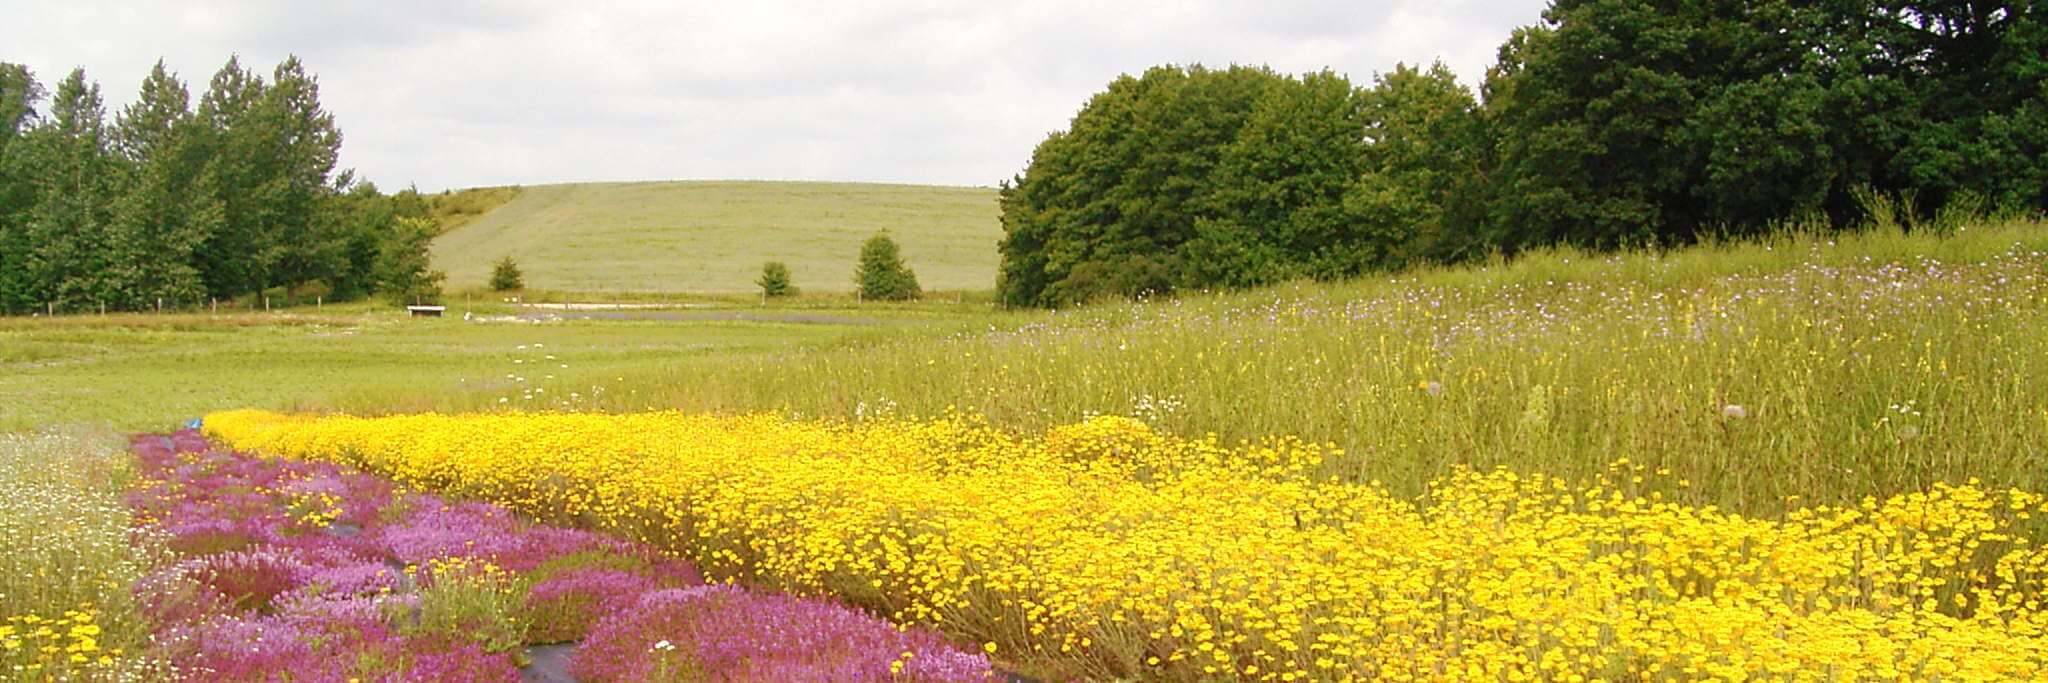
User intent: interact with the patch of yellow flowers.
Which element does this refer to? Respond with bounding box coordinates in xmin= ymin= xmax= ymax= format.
xmin=206 ymin=409 xmax=2048 ymax=681
xmin=2 ymin=605 xmax=115 ymax=674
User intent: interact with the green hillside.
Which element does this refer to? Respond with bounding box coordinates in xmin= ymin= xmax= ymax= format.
xmin=429 ymin=181 xmax=1002 ymax=294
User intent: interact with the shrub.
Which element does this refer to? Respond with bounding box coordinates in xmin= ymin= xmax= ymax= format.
xmin=853 ymin=232 xmax=919 ymax=301
xmin=756 ymin=261 xmax=795 ymax=298
xmin=404 ymin=557 xmax=527 ymax=659
xmin=489 ymin=256 xmax=524 ymax=292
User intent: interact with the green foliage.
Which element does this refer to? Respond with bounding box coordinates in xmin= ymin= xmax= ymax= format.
xmin=253 ymin=56 xmax=343 ymax=300
xmin=0 ymin=64 xmax=47 ymax=314
xmin=108 ymin=61 xmax=207 ymax=309
xmin=1002 ymin=5 xmax=2047 ymax=307
xmin=403 ymin=562 xmax=527 ymax=657
xmin=1351 ymin=63 xmax=1488 ymax=264
xmin=1482 ymin=0 xmax=2048 ymax=249
xmin=378 ymin=217 xmax=445 ymax=305
xmin=489 ymin=255 xmax=524 ymax=292
xmin=23 ymin=69 xmax=119 ymax=313
xmin=999 ymin=64 xmax=1478 ymax=306
xmin=0 ymin=55 xmax=432 ymax=314
xmin=854 ymin=232 xmax=920 ymax=301
xmin=999 ymin=65 xmax=1291 ymax=306
xmin=755 ymin=261 xmax=794 ymax=297
xmin=191 ymin=56 xmax=270 ymax=300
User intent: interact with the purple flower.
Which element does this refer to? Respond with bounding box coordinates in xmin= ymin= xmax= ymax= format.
xmin=574 ymin=586 xmax=992 ymax=682
xmin=303 ymin=561 xmax=405 ymax=598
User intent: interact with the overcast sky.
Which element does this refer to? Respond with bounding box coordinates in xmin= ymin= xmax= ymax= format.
xmin=4 ymin=1 xmax=1551 ymax=192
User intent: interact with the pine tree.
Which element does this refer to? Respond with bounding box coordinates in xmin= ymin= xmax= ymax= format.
xmin=755 ymin=261 xmax=794 ymax=297
xmin=854 ymin=232 xmax=919 ymax=301
xmin=489 ymin=255 xmax=524 ymax=291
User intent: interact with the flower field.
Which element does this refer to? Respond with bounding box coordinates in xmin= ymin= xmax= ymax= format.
xmin=207 ymin=409 xmax=2048 ymax=681
xmin=1 ymin=432 xmax=165 ymax=681
xmin=116 ymin=430 xmax=992 ymax=681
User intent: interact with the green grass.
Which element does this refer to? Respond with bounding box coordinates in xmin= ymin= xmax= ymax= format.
xmin=0 ymin=303 xmax=985 ymax=433
xmin=428 ymin=180 xmax=1000 ymax=294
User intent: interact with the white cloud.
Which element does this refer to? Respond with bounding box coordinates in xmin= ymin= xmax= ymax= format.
xmin=3 ymin=0 xmax=1549 ymax=191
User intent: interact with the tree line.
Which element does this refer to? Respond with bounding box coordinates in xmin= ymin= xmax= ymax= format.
xmin=0 ymin=56 xmax=442 ymax=314
xmin=997 ymin=1 xmax=2047 ymax=307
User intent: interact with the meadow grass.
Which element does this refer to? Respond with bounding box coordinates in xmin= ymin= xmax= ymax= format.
xmin=402 ymin=218 xmax=2048 ymax=515
xmin=0 ymin=304 xmax=980 ymax=432
xmin=0 ymin=431 xmax=167 ymax=680
xmin=427 ymin=180 xmax=1000 ymax=294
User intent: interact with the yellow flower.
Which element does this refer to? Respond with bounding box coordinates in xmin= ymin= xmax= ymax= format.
xmin=203 ymin=408 xmax=2048 ymax=681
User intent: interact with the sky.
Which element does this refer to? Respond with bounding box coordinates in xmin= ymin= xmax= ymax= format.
xmin=3 ymin=1 xmax=1552 ymax=192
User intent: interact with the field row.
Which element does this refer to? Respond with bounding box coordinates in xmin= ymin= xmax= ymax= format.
xmin=208 ymin=409 xmax=2048 ymax=681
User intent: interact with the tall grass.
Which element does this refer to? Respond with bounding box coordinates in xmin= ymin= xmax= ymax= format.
xmin=0 ymin=431 xmax=166 ymax=679
xmin=422 ymin=218 xmax=2048 ymax=514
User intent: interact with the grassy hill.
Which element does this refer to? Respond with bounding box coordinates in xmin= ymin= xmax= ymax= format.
xmin=428 ymin=181 xmax=1001 ymax=294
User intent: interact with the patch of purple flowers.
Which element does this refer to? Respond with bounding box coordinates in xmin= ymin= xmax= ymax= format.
xmin=575 ymin=586 xmax=995 ymax=682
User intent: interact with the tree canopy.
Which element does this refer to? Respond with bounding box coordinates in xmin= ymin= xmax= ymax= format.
xmin=999 ymin=1 xmax=2047 ymax=307
xmin=0 ymin=55 xmax=439 ymax=313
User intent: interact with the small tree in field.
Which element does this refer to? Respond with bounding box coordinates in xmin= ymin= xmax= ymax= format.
xmin=756 ymin=261 xmax=795 ymax=298
xmin=854 ymin=232 xmax=920 ymax=301
xmin=489 ymin=255 xmax=524 ymax=291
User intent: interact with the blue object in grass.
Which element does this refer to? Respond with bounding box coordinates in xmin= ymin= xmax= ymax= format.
xmin=185 ymin=418 xmax=203 ymax=430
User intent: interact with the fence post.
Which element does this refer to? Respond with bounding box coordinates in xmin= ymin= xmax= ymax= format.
xmin=156 ymin=297 xmax=163 ymax=314
xmin=46 ymin=301 xmax=53 ymax=316
xmin=211 ymin=298 xmax=217 ymax=315
xmin=264 ymin=296 xmax=270 ymax=312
